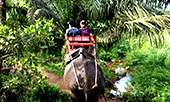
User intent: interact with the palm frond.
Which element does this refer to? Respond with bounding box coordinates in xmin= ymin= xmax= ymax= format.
xmin=97 ymin=1 xmax=170 ymax=48
xmin=25 ymin=0 xmax=65 ymax=31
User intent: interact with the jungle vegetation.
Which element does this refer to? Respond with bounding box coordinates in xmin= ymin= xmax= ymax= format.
xmin=0 ymin=0 xmax=170 ymax=101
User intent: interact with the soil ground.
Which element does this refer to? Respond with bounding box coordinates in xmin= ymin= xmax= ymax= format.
xmin=41 ymin=70 xmax=120 ymax=102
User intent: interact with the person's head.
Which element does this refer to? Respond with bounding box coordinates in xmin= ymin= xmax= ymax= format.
xmin=80 ymin=20 xmax=86 ymax=28
xmin=67 ymin=20 xmax=75 ymax=27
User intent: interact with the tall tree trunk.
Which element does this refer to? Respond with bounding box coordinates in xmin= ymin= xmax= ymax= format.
xmin=0 ymin=0 xmax=6 ymax=25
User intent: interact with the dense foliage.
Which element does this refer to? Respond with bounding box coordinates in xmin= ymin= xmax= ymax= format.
xmin=97 ymin=39 xmax=130 ymax=61
xmin=1 ymin=0 xmax=170 ymax=101
xmin=0 ymin=57 xmax=69 ymax=101
xmin=0 ymin=18 xmax=67 ymax=101
xmin=3 ymin=0 xmax=170 ymax=45
xmin=120 ymin=34 xmax=170 ymax=101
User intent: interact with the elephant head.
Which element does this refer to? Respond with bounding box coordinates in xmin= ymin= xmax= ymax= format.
xmin=64 ymin=48 xmax=104 ymax=102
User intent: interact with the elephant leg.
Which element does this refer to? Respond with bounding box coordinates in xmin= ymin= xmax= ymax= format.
xmin=69 ymin=90 xmax=85 ymax=102
xmin=69 ymin=91 xmax=77 ymax=102
xmin=90 ymin=94 xmax=99 ymax=102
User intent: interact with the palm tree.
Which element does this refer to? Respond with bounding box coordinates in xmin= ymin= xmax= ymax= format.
xmin=84 ymin=0 xmax=170 ymax=48
xmin=7 ymin=0 xmax=170 ymax=47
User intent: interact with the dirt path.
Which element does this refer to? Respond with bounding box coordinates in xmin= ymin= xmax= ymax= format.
xmin=41 ymin=70 xmax=68 ymax=92
xmin=41 ymin=70 xmax=120 ymax=102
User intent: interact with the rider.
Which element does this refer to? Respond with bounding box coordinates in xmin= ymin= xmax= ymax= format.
xmin=65 ymin=20 xmax=81 ymax=36
xmin=79 ymin=20 xmax=92 ymax=36
xmin=65 ymin=20 xmax=81 ymax=51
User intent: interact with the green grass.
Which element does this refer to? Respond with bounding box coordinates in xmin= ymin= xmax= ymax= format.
xmin=30 ymin=50 xmax=65 ymax=77
xmin=42 ymin=61 xmax=65 ymax=76
xmin=123 ymin=39 xmax=170 ymax=101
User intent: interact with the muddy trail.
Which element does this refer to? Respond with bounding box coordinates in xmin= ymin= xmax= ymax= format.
xmin=41 ymin=70 xmax=120 ymax=102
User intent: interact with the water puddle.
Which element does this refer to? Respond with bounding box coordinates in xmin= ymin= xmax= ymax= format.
xmin=109 ymin=67 xmax=131 ymax=98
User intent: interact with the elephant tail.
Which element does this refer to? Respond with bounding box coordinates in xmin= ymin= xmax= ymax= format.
xmin=84 ymin=91 xmax=91 ymax=102
xmin=85 ymin=93 xmax=88 ymax=102
xmin=83 ymin=78 xmax=91 ymax=102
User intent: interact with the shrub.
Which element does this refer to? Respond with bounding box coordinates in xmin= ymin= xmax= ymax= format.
xmin=28 ymin=82 xmax=69 ymax=102
xmin=0 ymin=56 xmax=69 ymax=102
xmin=124 ymin=49 xmax=149 ymax=67
xmin=98 ymin=60 xmax=115 ymax=88
xmin=97 ymin=39 xmax=130 ymax=61
xmin=0 ymin=64 xmax=46 ymax=101
xmin=43 ymin=61 xmax=65 ymax=76
xmin=97 ymin=48 xmax=116 ymax=61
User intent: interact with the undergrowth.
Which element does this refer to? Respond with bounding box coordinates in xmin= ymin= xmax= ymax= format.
xmin=0 ymin=55 xmax=69 ymax=102
xmin=123 ymin=42 xmax=170 ymax=101
xmin=97 ymin=39 xmax=130 ymax=61
xmin=98 ymin=59 xmax=116 ymax=88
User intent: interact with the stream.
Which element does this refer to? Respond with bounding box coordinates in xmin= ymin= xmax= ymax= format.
xmin=110 ymin=66 xmax=131 ymax=98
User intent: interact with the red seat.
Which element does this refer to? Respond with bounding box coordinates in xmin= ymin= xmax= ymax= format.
xmin=67 ymin=36 xmax=95 ymax=42
xmin=66 ymin=36 xmax=95 ymax=55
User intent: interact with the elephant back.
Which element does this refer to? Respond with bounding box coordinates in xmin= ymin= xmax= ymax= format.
xmin=65 ymin=48 xmax=95 ymax=65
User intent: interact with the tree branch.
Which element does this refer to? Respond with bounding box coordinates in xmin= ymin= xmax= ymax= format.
xmin=0 ymin=54 xmax=13 ymax=70
xmin=0 ymin=54 xmax=13 ymax=60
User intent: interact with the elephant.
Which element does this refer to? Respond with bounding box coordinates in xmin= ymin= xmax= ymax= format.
xmin=64 ymin=48 xmax=104 ymax=102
